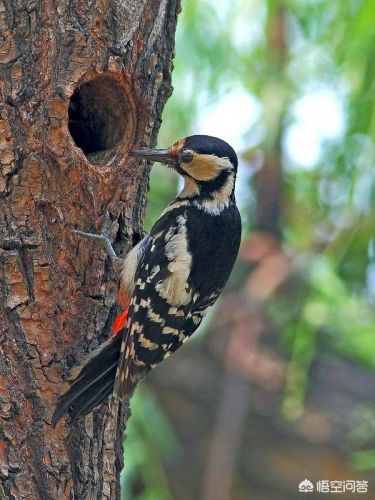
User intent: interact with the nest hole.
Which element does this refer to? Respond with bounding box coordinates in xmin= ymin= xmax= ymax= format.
xmin=68 ymin=76 xmax=128 ymax=157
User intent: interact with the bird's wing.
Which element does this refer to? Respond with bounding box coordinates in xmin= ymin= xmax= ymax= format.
xmin=113 ymin=213 xmax=205 ymax=398
xmin=112 ymin=234 xmax=151 ymax=336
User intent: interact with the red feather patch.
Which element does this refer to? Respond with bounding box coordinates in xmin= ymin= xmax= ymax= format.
xmin=112 ymin=309 xmax=129 ymax=337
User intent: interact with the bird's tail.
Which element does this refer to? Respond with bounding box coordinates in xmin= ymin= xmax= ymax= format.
xmin=52 ymin=333 xmax=123 ymax=427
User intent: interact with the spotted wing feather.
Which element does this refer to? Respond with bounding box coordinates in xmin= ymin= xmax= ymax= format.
xmin=114 ymin=215 xmax=196 ymax=397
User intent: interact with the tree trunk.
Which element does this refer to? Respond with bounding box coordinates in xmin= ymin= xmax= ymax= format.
xmin=0 ymin=0 xmax=180 ymax=498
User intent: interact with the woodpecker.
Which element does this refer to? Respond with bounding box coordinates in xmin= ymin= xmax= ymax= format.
xmin=52 ymin=135 xmax=241 ymax=426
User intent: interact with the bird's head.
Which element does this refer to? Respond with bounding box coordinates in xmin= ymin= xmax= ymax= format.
xmin=130 ymin=135 xmax=238 ymax=202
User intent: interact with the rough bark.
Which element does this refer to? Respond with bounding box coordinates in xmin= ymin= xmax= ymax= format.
xmin=0 ymin=0 xmax=180 ymax=498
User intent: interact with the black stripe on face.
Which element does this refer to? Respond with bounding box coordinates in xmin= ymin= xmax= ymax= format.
xmin=199 ymin=169 xmax=233 ymax=197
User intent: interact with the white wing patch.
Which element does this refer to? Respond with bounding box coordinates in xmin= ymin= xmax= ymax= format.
xmin=138 ymin=334 xmax=159 ymax=350
xmin=155 ymin=215 xmax=193 ymax=306
xmin=147 ymin=307 xmax=165 ymax=324
xmin=120 ymin=235 xmax=150 ymax=295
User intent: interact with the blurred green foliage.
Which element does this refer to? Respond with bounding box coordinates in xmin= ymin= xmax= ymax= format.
xmin=121 ymin=388 xmax=180 ymax=500
xmin=123 ymin=0 xmax=375 ymax=496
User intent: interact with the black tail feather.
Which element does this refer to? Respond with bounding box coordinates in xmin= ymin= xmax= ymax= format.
xmin=67 ymin=378 xmax=115 ymax=423
xmin=52 ymin=334 xmax=122 ymax=427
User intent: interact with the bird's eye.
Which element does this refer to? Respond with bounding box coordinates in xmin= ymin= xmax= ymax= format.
xmin=179 ymin=150 xmax=194 ymax=163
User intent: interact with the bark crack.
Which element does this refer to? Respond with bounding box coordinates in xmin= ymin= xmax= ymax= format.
xmin=0 ymin=0 xmax=181 ymax=496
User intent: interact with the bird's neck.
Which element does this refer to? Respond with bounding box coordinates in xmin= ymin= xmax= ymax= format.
xmin=179 ymin=176 xmax=200 ymax=198
xmin=178 ymin=170 xmax=235 ymax=214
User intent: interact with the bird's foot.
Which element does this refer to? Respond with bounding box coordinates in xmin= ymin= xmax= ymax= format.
xmin=70 ymin=211 xmax=125 ymax=268
xmin=70 ymin=229 xmax=118 ymax=258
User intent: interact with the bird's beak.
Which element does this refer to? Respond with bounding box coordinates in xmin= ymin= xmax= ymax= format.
xmin=129 ymin=148 xmax=175 ymax=165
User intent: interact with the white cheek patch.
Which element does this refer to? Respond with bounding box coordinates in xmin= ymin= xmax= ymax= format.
xmin=182 ymin=155 xmax=232 ymax=181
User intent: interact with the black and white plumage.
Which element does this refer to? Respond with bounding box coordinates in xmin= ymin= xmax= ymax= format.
xmin=52 ymin=135 xmax=241 ymax=426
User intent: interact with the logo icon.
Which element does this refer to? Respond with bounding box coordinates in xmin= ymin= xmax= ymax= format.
xmin=299 ymin=479 xmax=314 ymax=493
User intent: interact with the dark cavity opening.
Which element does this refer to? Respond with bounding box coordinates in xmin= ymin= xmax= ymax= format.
xmin=68 ymin=76 xmax=127 ymax=157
